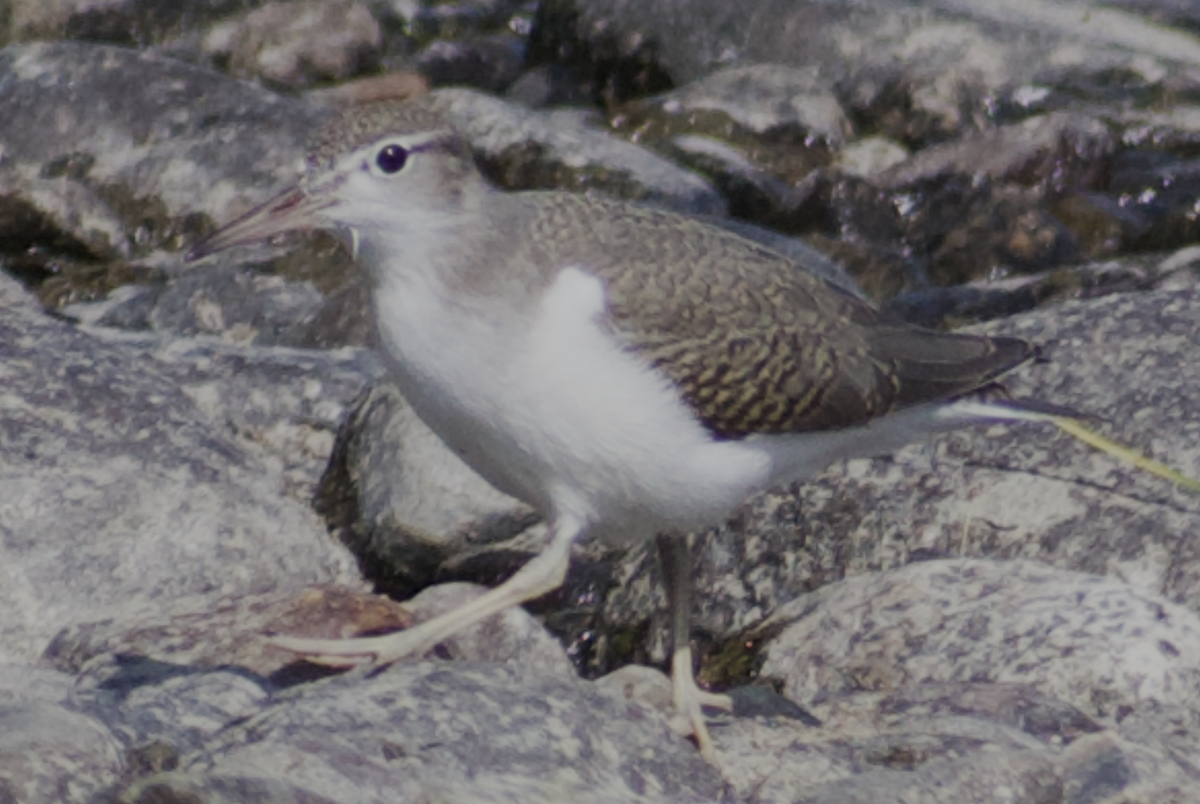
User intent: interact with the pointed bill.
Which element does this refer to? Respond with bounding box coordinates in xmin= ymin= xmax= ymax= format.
xmin=185 ymin=185 xmax=331 ymax=262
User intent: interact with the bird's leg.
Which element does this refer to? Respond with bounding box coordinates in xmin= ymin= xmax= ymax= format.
xmin=271 ymin=516 xmax=580 ymax=666
xmin=656 ymin=532 xmax=733 ymax=764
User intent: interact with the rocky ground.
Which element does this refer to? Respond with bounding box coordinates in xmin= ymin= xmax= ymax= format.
xmin=3 ymin=0 xmax=1200 ymax=802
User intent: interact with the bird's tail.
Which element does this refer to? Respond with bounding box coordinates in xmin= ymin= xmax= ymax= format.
xmin=951 ymin=397 xmax=1200 ymax=495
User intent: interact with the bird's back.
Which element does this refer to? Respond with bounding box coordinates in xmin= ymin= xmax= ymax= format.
xmin=516 ymin=192 xmax=1034 ymax=440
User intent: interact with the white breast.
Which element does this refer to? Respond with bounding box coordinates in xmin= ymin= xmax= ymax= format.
xmin=373 ymin=264 xmax=774 ymax=546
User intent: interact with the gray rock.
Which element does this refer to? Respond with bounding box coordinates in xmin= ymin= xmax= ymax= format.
xmin=43 ymin=585 xmax=412 ymax=680
xmin=316 ymin=381 xmax=541 ymax=596
xmin=876 ymin=112 xmax=1113 ymax=193
xmin=0 ymin=41 xmax=330 ymax=251
xmin=534 ymin=0 xmax=1200 ymax=142
xmin=367 ymin=0 xmax=526 ymax=41
xmin=148 ymin=263 xmax=326 ymax=346
xmin=1115 ymin=104 xmax=1200 ymax=155
xmin=762 ymin=560 xmax=1200 ymax=724
xmin=0 ymin=40 xmax=366 ymax=346
xmin=0 ymin=270 xmax=360 ymax=662
xmin=881 ymin=248 xmax=1190 ymax=330
xmin=737 ymin=559 xmax=1200 ymax=800
xmin=428 ymin=88 xmax=727 ymax=216
xmin=78 ymin=327 xmax=385 ymax=498
xmin=4 ymin=0 xmax=250 ymax=46
xmin=416 ymin=31 xmax=526 ymax=92
xmin=831 ymin=112 xmax=1115 ymax=285
xmin=0 ymin=166 xmax=130 ymax=261
xmin=607 ymin=65 xmax=848 ymax=233
xmin=505 ymin=63 xmax=589 ymax=108
xmin=835 ymin=137 xmax=910 ymax=180
xmin=75 ymin=660 xmax=272 ymax=757
xmin=618 ymin=64 xmax=850 ymax=148
xmin=0 ymin=664 xmax=122 ymax=804
xmin=0 ymin=702 xmax=123 ymax=804
xmin=203 ymin=0 xmax=383 ymax=90
xmin=664 ymin=135 xmax=824 ymax=234
xmin=699 ymin=679 xmax=1200 ymax=803
xmin=117 ymin=662 xmax=727 ymax=803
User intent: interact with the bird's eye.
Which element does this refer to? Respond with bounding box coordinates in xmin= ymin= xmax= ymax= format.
xmin=375 ymin=143 xmax=409 ymax=175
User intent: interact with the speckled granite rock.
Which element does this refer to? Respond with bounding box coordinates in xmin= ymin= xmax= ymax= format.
xmin=532 ymin=0 xmax=1200 ymax=140
xmin=702 ymin=559 xmax=1200 ymax=802
xmin=427 ymin=88 xmax=726 ymax=216
xmin=115 ymin=662 xmax=728 ymax=804
xmin=0 ymin=271 xmax=361 ymax=663
xmin=203 ymin=0 xmax=382 ymax=89
xmin=0 ymin=664 xmax=123 ymax=803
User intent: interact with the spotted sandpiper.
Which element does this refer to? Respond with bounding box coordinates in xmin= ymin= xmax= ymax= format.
xmin=187 ymin=95 xmax=1057 ymax=762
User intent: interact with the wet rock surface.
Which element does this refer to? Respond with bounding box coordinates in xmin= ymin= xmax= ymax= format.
xmin=3 ymin=2 xmax=1200 ymax=802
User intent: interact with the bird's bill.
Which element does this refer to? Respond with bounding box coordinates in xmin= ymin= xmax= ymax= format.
xmin=185 ymin=185 xmax=330 ymax=262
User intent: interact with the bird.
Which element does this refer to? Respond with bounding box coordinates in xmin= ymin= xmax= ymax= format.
xmin=186 ymin=94 xmax=1059 ymax=763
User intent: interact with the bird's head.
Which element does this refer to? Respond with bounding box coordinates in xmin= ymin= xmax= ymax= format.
xmin=186 ymin=97 xmax=487 ymax=262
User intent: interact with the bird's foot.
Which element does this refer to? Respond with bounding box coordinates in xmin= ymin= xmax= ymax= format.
xmin=669 ymin=646 xmax=733 ymax=764
xmin=269 ymin=624 xmax=441 ymax=669
xmin=270 ymin=524 xmax=578 ymax=670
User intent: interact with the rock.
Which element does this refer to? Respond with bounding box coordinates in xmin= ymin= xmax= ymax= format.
xmin=662 ymin=135 xmax=824 ymax=234
xmin=315 ymin=382 xmax=541 ymax=597
xmin=367 ymin=0 xmax=527 ymax=42
xmin=0 ymin=166 xmax=130 ymax=261
xmin=416 ymin=31 xmax=526 ymax=92
xmin=612 ymin=63 xmax=849 ymax=153
xmin=531 ymin=0 xmax=1200 ymax=142
xmin=77 ymin=328 xmax=385 ymax=498
xmin=0 ymin=42 xmax=330 ymax=247
xmin=0 ymin=270 xmax=361 ymax=662
xmin=146 ymin=262 xmax=325 ymax=346
xmin=0 ymin=664 xmax=123 ymax=803
xmin=835 ymin=137 xmax=910 ymax=180
xmin=115 ymin=662 xmax=726 ymax=803
xmin=204 ymin=0 xmax=383 ymax=90
xmin=505 ymin=63 xmax=589 ymax=108
xmin=877 ymin=112 xmax=1113 ymax=193
xmin=881 ymin=248 xmax=1188 ymax=330
xmin=606 ymin=65 xmax=849 ymax=232
xmin=5 ymin=0 xmax=244 ymax=46
xmin=0 ymin=40 xmax=372 ymax=346
xmin=716 ymin=559 xmax=1200 ymax=800
xmin=75 ymin=661 xmax=273 ymax=759
xmin=762 ymin=560 xmax=1200 ymax=723
xmin=427 ymin=88 xmax=727 ymax=216
xmin=832 ymin=112 xmax=1116 ymax=285
xmin=44 ymin=585 xmax=413 ymax=680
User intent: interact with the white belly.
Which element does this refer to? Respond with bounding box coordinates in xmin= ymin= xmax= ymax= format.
xmin=373 ymin=266 xmax=774 ymax=546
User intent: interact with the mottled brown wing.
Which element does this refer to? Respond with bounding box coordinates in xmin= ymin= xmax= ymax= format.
xmin=539 ymin=197 xmax=1034 ymax=440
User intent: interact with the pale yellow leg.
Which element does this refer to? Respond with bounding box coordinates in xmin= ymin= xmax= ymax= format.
xmin=657 ymin=532 xmax=732 ymax=764
xmin=271 ymin=518 xmax=578 ymax=666
xmin=669 ymin=644 xmax=733 ymax=763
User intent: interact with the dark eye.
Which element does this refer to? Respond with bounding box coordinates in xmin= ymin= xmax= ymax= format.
xmin=376 ymin=143 xmax=409 ymax=174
